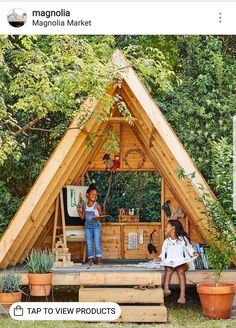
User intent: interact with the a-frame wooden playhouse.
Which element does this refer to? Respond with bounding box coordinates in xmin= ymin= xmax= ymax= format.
xmin=0 ymin=50 xmax=217 ymax=268
xmin=0 ymin=49 xmax=217 ymax=269
xmin=1 ymin=49 xmax=235 ymax=323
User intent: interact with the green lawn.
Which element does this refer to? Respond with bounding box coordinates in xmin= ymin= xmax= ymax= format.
xmin=0 ymin=287 xmax=235 ymax=328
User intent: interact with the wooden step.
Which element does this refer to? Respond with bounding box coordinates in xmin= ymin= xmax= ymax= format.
xmin=79 ymin=271 xmax=161 ymax=286
xmin=79 ymin=287 xmax=164 ymax=303
xmin=117 ymin=305 xmax=167 ymax=322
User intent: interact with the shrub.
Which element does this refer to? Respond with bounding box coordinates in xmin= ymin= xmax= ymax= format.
xmin=25 ymin=249 xmax=54 ymax=274
xmin=0 ymin=271 xmax=22 ymax=293
xmin=177 ymin=167 xmax=236 ymax=286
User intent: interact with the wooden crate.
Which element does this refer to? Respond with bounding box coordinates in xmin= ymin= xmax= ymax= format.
xmin=78 ymin=271 xmax=167 ymax=323
xmin=119 ymin=215 xmax=139 ymax=222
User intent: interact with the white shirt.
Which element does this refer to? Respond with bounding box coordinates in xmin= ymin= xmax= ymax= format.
xmin=85 ymin=203 xmax=100 ymax=217
xmin=159 ymin=236 xmax=195 ymax=262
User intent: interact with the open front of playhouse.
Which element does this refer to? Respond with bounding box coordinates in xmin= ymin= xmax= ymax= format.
xmin=0 ymin=50 xmax=235 ymax=323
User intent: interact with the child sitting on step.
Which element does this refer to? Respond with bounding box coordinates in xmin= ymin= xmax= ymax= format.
xmin=155 ymin=220 xmax=198 ymax=304
xmin=77 ymin=184 xmax=103 ymax=266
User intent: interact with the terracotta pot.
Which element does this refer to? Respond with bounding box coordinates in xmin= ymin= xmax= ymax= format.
xmin=197 ymin=282 xmax=236 ymax=319
xmin=0 ymin=292 xmax=22 ymax=309
xmin=28 ymin=273 xmax=53 ymax=296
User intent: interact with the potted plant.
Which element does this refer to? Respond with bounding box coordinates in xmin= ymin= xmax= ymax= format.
xmin=177 ymin=168 xmax=236 ymax=319
xmin=25 ymin=248 xmax=54 ymax=297
xmin=196 ymin=198 xmax=236 ymax=319
xmin=0 ymin=271 xmax=22 ymax=309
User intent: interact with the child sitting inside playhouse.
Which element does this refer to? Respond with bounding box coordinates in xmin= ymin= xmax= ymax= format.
xmin=155 ymin=219 xmax=198 ymax=304
xmin=77 ymin=184 xmax=103 ymax=266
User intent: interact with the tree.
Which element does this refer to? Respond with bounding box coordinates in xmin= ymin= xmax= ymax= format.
xmin=0 ymin=35 xmax=235 ymax=234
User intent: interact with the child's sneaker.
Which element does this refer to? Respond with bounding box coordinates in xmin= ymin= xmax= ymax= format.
xmin=87 ymin=259 xmax=94 ymax=266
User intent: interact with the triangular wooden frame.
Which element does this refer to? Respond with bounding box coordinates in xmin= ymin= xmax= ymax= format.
xmin=0 ymin=50 xmax=227 ymax=268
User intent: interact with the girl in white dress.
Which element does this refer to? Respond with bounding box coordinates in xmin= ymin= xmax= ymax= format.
xmin=156 ymin=220 xmax=198 ymax=304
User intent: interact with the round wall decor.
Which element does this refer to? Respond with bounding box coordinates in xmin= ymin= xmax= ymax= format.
xmin=124 ymin=148 xmax=145 ymax=169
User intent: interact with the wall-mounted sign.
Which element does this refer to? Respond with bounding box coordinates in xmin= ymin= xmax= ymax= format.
xmin=128 ymin=232 xmax=138 ymax=249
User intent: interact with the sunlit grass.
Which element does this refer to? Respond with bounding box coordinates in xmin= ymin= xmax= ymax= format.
xmin=0 ymin=287 xmax=235 ymax=328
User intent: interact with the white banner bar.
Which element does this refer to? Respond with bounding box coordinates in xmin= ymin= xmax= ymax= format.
xmin=10 ymin=302 xmax=121 ymax=321
xmin=1 ymin=2 xmax=236 ymax=35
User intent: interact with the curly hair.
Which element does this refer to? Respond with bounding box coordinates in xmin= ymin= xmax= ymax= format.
xmin=86 ymin=183 xmax=98 ymax=194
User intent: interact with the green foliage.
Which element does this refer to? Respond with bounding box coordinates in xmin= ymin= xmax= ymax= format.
xmin=86 ymin=172 xmax=162 ymax=222
xmin=0 ymin=270 xmax=22 ymax=293
xmin=25 ymin=249 xmax=54 ymax=274
xmin=177 ymin=168 xmax=236 ymax=286
xmin=209 ymin=138 xmax=236 ymax=224
xmin=0 ymin=181 xmax=23 ymax=235
xmin=0 ymin=35 xmax=235 ymax=236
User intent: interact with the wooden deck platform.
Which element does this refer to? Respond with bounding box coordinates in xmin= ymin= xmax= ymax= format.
xmin=1 ymin=264 xmax=235 ymax=323
xmin=3 ymin=263 xmax=236 ymax=286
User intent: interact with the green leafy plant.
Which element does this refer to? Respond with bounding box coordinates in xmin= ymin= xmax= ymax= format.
xmin=177 ymin=167 xmax=236 ymax=286
xmin=0 ymin=271 xmax=22 ymax=293
xmin=25 ymin=249 xmax=54 ymax=274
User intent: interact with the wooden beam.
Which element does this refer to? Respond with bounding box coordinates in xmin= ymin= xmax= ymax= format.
xmin=60 ymin=190 xmax=67 ymax=248
xmin=3 ymin=270 xmax=234 ymax=286
xmin=68 ymin=122 xmax=108 ymax=185
xmin=17 ymin=202 xmax=56 ymax=263
xmin=117 ymin=306 xmax=167 ymax=323
xmin=35 ymin=214 xmax=55 ymax=249
xmin=79 ymin=287 xmax=163 ymax=303
xmin=52 ymin=196 xmax=59 ymax=249
xmin=79 ymin=272 xmax=162 ymax=286
xmin=161 ymin=179 xmax=165 ymax=244
xmin=107 ymin=117 xmax=136 ymax=123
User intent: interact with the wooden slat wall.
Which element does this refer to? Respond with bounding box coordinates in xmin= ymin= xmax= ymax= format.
xmin=87 ymin=122 xmax=155 ymax=171
xmin=41 ymin=223 xmax=162 ymax=261
xmin=123 ymin=224 xmax=161 ymax=259
xmin=102 ymin=225 xmax=121 ymax=259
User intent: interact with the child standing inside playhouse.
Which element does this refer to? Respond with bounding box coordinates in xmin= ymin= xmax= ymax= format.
xmin=156 ymin=220 xmax=198 ymax=304
xmin=77 ymin=184 xmax=103 ymax=266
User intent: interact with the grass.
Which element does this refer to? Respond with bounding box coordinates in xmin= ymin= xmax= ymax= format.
xmin=0 ymin=286 xmax=235 ymax=328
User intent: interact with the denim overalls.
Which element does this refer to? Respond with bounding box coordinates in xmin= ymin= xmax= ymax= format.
xmin=84 ymin=202 xmax=102 ymax=259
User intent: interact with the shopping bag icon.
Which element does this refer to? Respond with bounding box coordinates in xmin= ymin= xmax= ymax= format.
xmin=14 ymin=305 xmax=23 ymax=316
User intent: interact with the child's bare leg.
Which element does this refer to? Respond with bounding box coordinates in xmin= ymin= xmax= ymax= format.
xmin=176 ymin=264 xmax=186 ymax=303
xmin=163 ymin=266 xmax=174 ymax=296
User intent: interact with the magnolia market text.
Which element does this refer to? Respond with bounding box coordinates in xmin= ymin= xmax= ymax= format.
xmin=32 ymin=19 xmax=92 ymax=27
